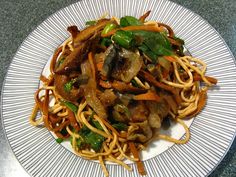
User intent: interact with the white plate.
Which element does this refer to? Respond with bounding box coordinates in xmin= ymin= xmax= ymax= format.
xmin=2 ymin=0 xmax=236 ymax=176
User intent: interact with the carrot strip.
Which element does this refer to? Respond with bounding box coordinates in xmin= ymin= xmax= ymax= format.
xmin=193 ymin=73 xmax=218 ymax=85
xmin=128 ymin=142 xmax=146 ymax=175
xmin=139 ymin=10 xmax=151 ymax=23
xmin=102 ymin=25 xmax=164 ymax=37
xmin=88 ymin=52 xmax=96 ymax=81
xmin=42 ymin=89 xmax=53 ymax=130
xmin=99 ymin=80 xmax=112 ymax=89
xmin=50 ymin=46 xmax=63 ymax=74
xmin=96 ymin=62 xmax=104 ymax=72
xmin=111 ymin=80 xmax=146 ymax=93
xmin=163 ymin=56 xmax=177 ymax=62
xmin=138 ymin=70 xmax=175 ymax=93
xmin=133 ymin=90 xmax=161 ymax=102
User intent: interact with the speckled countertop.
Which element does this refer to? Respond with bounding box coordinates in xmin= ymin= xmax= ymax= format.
xmin=0 ymin=0 xmax=235 ymax=177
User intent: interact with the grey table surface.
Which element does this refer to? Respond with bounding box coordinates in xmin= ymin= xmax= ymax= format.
xmin=0 ymin=0 xmax=236 ymax=177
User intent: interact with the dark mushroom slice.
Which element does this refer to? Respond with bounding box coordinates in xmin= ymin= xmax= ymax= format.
xmin=73 ymin=19 xmax=115 ymax=47
xmin=54 ymin=40 xmax=91 ymax=75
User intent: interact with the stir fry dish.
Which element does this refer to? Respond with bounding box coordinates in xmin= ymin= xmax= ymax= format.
xmin=30 ymin=11 xmax=217 ymax=176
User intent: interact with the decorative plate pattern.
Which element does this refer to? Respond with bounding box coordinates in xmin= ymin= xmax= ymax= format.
xmin=2 ymin=0 xmax=236 ymax=176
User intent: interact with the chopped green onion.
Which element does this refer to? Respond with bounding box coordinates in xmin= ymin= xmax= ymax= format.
xmin=61 ymin=100 xmax=78 ymax=113
xmin=102 ymin=23 xmax=117 ymax=35
xmin=120 ymin=16 xmax=143 ymax=27
xmin=131 ymin=79 xmax=140 ymax=88
xmin=85 ymin=20 xmax=96 ymax=26
xmin=100 ymin=37 xmax=112 ymax=47
xmin=56 ymin=138 xmax=63 ymax=144
xmin=64 ymin=81 xmax=73 ymax=93
xmin=56 ymin=57 xmax=65 ymax=68
xmin=112 ymin=122 xmax=128 ymax=131
xmin=112 ymin=30 xmax=135 ymax=49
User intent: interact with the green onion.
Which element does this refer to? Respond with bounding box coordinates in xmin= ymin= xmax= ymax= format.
xmin=112 ymin=30 xmax=135 ymax=49
xmin=61 ymin=100 xmax=78 ymax=113
xmin=120 ymin=16 xmax=143 ymax=27
xmin=100 ymin=37 xmax=112 ymax=47
xmin=64 ymin=81 xmax=73 ymax=93
xmin=56 ymin=57 xmax=65 ymax=68
xmin=102 ymin=23 xmax=117 ymax=35
xmin=85 ymin=20 xmax=96 ymax=26
xmin=112 ymin=122 xmax=128 ymax=131
xmin=56 ymin=138 xmax=63 ymax=144
xmin=131 ymin=79 xmax=140 ymax=88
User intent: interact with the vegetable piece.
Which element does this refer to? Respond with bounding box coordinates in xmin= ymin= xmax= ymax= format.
xmin=120 ymin=16 xmax=143 ymax=27
xmin=138 ymin=70 xmax=175 ymax=93
xmin=131 ymin=79 xmax=140 ymax=88
xmin=56 ymin=138 xmax=63 ymax=144
xmin=67 ymin=26 xmax=80 ymax=41
xmin=158 ymin=57 xmax=171 ymax=71
xmin=128 ymin=142 xmax=146 ymax=175
xmin=158 ymin=23 xmax=174 ymax=37
xmin=162 ymin=56 xmax=176 ymax=62
xmin=84 ymin=88 xmax=107 ymax=119
xmin=61 ymin=100 xmax=78 ymax=113
xmin=74 ymin=19 xmax=114 ymax=47
xmin=111 ymin=80 xmax=146 ymax=93
xmin=73 ymin=75 xmax=89 ymax=86
xmin=99 ymin=80 xmax=112 ymax=89
xmin=88 ymin=52 xmax=96 ymax=81
xmin=99 ymin=89 xmax=117 ymax=107
xmin=55 ymin=41 xmax=91 ymax=74
xmin=147 ymin=64 xmax=159 ymax=77
xmin=112 ymin=30 xmax=135 ymax=49
xmin=100 ymin=37 xmax=112 ymax=47
xmin=139 ymin=10 xmax=151 ymax=23
xmin=102 ymin=23 xmax=117 ymax=35
xmin=133 ymin=90 xmax=161 ymax=102
xmin=138 ymin=31 xmax=172 ymax=57
xmin=138 ymin=44 xmax=157 ymax=62
xmin=129 ymin=101 xmax=149 ymax=122
xmin=193 ymin=73 xmax=218 ymax=85
xmin=85 ymin=131 xmax=105 ymax=152
xmin=63 ymin=75 xmax=89 ymax=93
xmin=77 ymin=124 xmax=105 ymax=152
xmin=112 ymin=48 xmax=143 ymax=83
xmin=85 ymin=20 xmax=97 ymax=26
xmin=64 ymin=80 xmax=73 ymax=92
xmin=112 ymin=122 xmax=128 ymax=131
xmin=54 ymin=74 xmax=84 ymax=102
xmin=76 ymin=138 xmax=85 ymax=149
xmin=55 ymin=57 xmax=65 ymax=68
xmin=67 ymin=108 xmax=80 ymax=131
xmin=81 ymin=60 xmax=108 ymax=119
xmin=101 ymin=45 xmax=117 ymax=77
xmin=113 ymin=104 xmax=131 ymax=122
xmin=134 ymin=31 xmax=173 ymax=62
xmin=101 ymin=25 xmax=164 ymax=38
